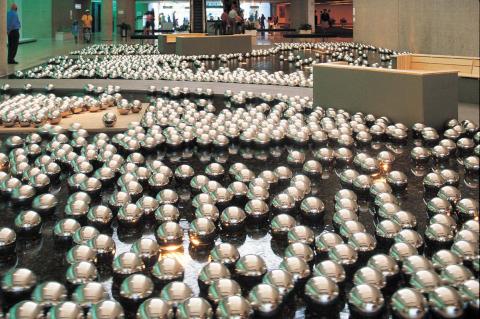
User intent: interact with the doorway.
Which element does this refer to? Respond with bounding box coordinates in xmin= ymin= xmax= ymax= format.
xmin=92 ymin=2 xmax=102 ymax=33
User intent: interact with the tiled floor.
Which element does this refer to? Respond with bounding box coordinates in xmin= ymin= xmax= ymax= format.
xmin=5 ymin=35 xmax=131 ymax=76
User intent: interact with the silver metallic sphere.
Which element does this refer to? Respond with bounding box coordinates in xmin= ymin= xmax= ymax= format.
xmin=279 ymin=256 xmax=311 ymax=282
xmin=66 ymin=261 xmax=98 ymax=286
xmin=72 ymin=281 xmax=108 ymax=309
xmin=248 ymin=283 xmax=282 ymax=316
xmin=207 ymin=278 xmax=242 ymax=305
xmin=8 ymin=301 xmax=43 ymax=319
xmin=87 ymin=300 xmax=124 ymax=319
xmin=390 ymin=288 xmax=428 ymax=319
xmin=31 ymin=281 xmax=67 ymax=309
xmin=348 ymin=284 xmax=384 ymax=316
xmin=159 ymin=281 xmax=193 ymax=307
xmin=409 ymin=269 xmax=442 ymax=294
xmin=151 ymin=257 xmax=185 ymax=284
xmin=177 ymin=297 xmax=213 ymax=319
xmin=429 ymin=286 xmax=464 ymax=319
xmin=136 ymin=298 xmax=173 ymax=319
xmin=304 ymin=276 xmax=339 ymax=308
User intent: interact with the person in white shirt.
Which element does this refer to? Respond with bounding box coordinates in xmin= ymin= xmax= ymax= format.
xmin=228 ymin=3 xmax=241 ymax=34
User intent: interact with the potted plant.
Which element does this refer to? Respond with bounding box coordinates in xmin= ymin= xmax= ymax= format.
xmin=118 ymin=23 xmax=131 ymax=38
xmin=299 ymin=23 xmax=312 ymax=34
xmin=340 ymin=18 xmax=347 ymax=28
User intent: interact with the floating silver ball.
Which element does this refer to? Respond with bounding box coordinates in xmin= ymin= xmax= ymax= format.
xmin=65 ymin=261 xmax=98 ymax=286
xmin=207 ymin=278 xmax=242 ymax=306
xmin=429 ymin=286 xmax=464 ymax=319
xmin=8 ymin=301 xmax=43 ymax=319
xmin=136 ymin=298 xmax=173 ymax=319
xmin=279 ymin=256 xmax=311 ymax=282
xmin=159 ymin=281 xmax=193 ymax=307
xmin=177 ymin=297 xmax=213 ymax=319
xmin=72 ymin=282 xmax=108 ymax=309
xmin=151 ymin=257 xmax=184 ymax=284
xmin=155 ymin=221 xmax=183 ymax=249
xmin=216 ymin=295 xmax=252 ymax=319
xmin=31 ymin=281 xmax=67 ymax=309
xmin=87 ymin=300 xmax=124 ymax=319
xmin=348 ymin=284 xmax=384 ymax=316
xmin=391 ymin=288 xmax=428 ymax=319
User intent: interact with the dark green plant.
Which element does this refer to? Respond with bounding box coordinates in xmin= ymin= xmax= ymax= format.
xmin=117 ymin=23 xmax=131 ymax=30
xmin=299 ymin=23 xmax=312 ymax=30
xmin=244 ymin=22 xmax=256 ymax=30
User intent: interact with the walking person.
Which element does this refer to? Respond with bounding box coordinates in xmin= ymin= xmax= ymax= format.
xmin=71 ymin=20 xmax=79 ymax=44
xmin=259 ymin=14 xmax=266 ymax=29
xmin=7 ymin=3 xmax=21 ymax=65
xmin=81 ymin=9 xmax=93 ymax=43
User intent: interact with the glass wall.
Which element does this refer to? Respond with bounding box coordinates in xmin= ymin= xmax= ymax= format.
xmin=240 ymin=2 xmax=270 ymax=22
xmin=206 ymin=0 xmax=223 ymax=21
xmin=145 ymin=1 xmax=190 ymax=31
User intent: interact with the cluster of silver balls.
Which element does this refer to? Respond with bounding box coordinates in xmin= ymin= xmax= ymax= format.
xmin=16 ymin=42 xmax=407 ymax=85
xmin=70 ymin=43 xmax=161 ymax=55
xmin=0 ymin=85 xmax=478 ymax=319
xmin=0 ymin=85 xmax=144 ymax=128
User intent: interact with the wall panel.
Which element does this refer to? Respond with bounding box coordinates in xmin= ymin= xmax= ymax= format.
xmin=353 ymin=0 xmax=479 ymax=57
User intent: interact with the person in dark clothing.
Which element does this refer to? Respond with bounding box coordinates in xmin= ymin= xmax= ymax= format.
xmin=260 ymin=14 xmax=266 ymax=29
xmin=7 ymin=3 xmax=21 ymax=64
xmin=320 ymin=9 xmax=329 ymax=28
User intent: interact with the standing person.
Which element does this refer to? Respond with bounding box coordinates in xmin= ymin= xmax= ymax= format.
xmin=221 ymin=9 xmax=228 ymax=35
xmin=71 ymin=20 xmax=79 ymax=44
xmin=238 ymin=7 xmax=245 ymax=33
xmin=7 ymin=3 xmax=21 ymax=64
xmin=81 ymin=9 xmax=93 ymax=42
xmin=172 ymin=11 xmax=177 ymax=29
xmin=150 ymin=10 xmax=156 ymax=33
xmin=327 ymin=9 xmax=332 ymax=27
xmin=144 ymin=11 xmax=151 ymax=35
xmin=259 ymin=14 xmax=266 ymax=29
xmin=228 ymin=3 xmax=240 ymax=34
xmin=320 ymin=9 xmax=329 ymax=28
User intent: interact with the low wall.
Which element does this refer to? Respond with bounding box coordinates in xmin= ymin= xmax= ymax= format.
xmin=313 ymin=64 xmax=458 ymax=129
xmin=175 ymin=35 xmax=252 ymax=56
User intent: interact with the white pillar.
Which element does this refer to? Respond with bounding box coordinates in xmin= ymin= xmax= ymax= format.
xmin=0 ymin=0 xmax=7 ymax=76
xmin=102 ymin=0 xmax=113 ymax=41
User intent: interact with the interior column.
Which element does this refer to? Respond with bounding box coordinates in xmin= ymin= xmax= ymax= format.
xmin=117 ymin=0 xmax=135 ymax=30
xmin=0 ymin=1 xmax=7 ymax=76
xmin=290 ymin=0 xmax=315 ymax=30
xmin=102 ymin=0 xmax=113 ymax=41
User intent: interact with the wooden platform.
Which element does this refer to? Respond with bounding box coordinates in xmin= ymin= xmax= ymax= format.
xmin=396 ymin=54 xmax=479 ymax=79
xmin=0 ymin=105 xmax=147 ymax=134
xmin=395 ymin=54 xmax=479 ymax=104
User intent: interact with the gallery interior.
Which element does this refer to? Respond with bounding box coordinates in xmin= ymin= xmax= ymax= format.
xmin=0 ymin=0 xmax=478 ymax=318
